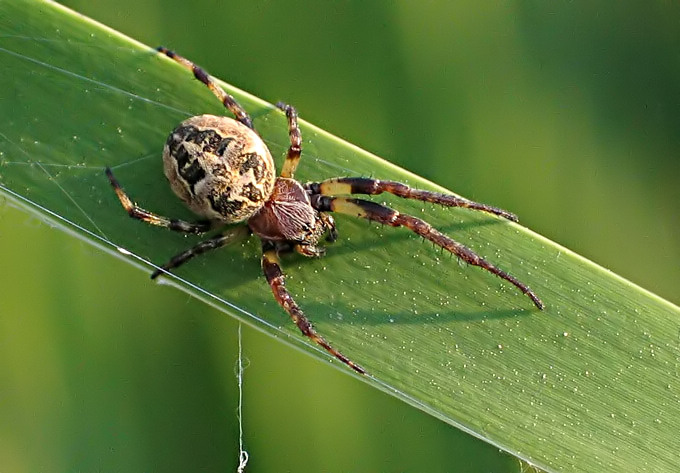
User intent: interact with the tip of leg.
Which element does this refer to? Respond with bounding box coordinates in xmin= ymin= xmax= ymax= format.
xmin=350 ymin=362 xmax=367 ymax=375
xmin=530 ymin=293 xmax=545 ymax=310
xmin=156 ymin=46 xmax=173 ymax=57
xmin=105 ymin=167 xmax=118 ymax=185
xmin=325 ymin=229 xmax=338 ymax=243
xmin=503 ymin=211 xmax=519 ymax=222
xmin=150 ymin=269 xmax=162 ymax=280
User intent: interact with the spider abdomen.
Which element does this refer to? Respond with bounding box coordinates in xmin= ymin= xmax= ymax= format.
xmin=162 ymin=114 xmax=276 ymax=223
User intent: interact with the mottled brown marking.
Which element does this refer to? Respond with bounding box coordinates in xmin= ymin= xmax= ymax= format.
xmin=196 ymin=129 xmax=223 ymax=153
xmin=239 ymin=153 xmax=261 ymax=176
xmin=162 ymin=114 xmax=275 ymax=223
xmin=216 ymin=137 xmax=234 ymax=156
xmin=209 ymin=192 xmax=245 ymax=217
xmin=241 ymin=182 xmax=263 ymax=203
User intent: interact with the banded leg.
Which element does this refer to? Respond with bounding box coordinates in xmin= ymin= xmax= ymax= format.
xmin=261 ymin=243 xmax=366 ymax=374
xmin=151 ymin=226 xmax=251 ymax=279
xmin=307 ymin=177 xmax=518 ymax=222
xmin=106 ymin=167 xmax=212 ymax=234
xmin=276 ymin=102 xmax=302 ymax=178
xmin=157 ymin=46 xmax=254 ymax=129
xmin=313 ymin=196 xmax=544 ymax=310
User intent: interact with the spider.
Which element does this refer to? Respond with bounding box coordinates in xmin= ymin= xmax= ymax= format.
xmin=106 ymin=47 xmax=544 ymax=375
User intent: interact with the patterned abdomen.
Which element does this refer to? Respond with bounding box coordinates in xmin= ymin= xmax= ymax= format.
xmin=162 ymin=114 xmax=276 ymax=223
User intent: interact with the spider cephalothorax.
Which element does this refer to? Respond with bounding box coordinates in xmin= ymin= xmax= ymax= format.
xmin=106 ymin=47 xmax=544 ymax=375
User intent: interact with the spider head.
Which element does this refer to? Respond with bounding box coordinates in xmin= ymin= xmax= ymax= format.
xmin=247 ymin=177 xmax=333 ymax=251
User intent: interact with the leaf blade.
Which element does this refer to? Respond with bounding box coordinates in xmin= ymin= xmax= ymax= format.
xmin=1 ymin=2 xmax=679 ymax=472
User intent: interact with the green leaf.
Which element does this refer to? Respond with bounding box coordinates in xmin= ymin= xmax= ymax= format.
xmin=1 ymin=2 xmax=679 ymax=472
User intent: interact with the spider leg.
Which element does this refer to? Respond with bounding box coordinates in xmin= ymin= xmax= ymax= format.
xmin=156 ymin=46 xmax=254 ymax=130
xmin=313 ymin=195 xmax=544 ymax=310
xmin=275 ymin=102 xmax=302 ymax=179
xmin=294 ymin=243 xmax=326 ymax=258
xmin=151 ymin=226 xmax=251 ymax=279
xmin=322 ymin=213 xmax=338 ymax=242
xmin=307 ymin=177 xmax=518 ymax=222
xmin=106 ymin=167 xmax=212 ymax=234
xmin=291 ymin=213 xmax=338 ymax=257
xmin=261 ymin=242 xmax=367 ymax=374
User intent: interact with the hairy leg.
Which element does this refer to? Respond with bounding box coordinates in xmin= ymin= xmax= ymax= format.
xmin=313 ymin=195 xmax=544 ymax=310
xmin=151 ymin=226 xmax=251 ymax=279
xmin=307 ymin=177 xmax=518 ymax=221
xmin=261 ymin=243 xmax=366 ymax=374
xmin=106 ymin=167 xmax=212 ymax=234
xmin=276 ymin=102 xmax=302 ymax=179
xmin=157 ymin=46 xmax=254 ymax=129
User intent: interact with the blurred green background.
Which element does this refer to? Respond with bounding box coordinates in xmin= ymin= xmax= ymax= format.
xmin=1 ymin=1 xmax=678 ymax=472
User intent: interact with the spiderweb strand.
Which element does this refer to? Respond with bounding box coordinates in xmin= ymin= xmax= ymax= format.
xmin=236 ymin=323 xmax=249 ymax=473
